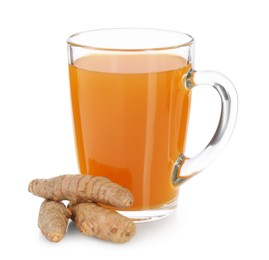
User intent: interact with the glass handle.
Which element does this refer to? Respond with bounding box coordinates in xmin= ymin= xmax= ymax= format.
xmin=171 ymin=70 xmax=238 ymax=185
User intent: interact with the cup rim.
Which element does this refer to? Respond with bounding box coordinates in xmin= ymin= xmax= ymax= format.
xmin=67 ymin=28 xmax=194 ymax=52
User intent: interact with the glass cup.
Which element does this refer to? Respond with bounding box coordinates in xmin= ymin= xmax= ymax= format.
xmin=67 ymin=28 xmax=238 ymax=222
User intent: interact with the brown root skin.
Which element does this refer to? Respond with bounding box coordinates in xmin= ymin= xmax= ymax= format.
xmin=28 ymin=174 xmax=133 ymax=208
xmin=68 ymin=202 xmax=136 ymax=243
xmin=38 ymin=200 xmax=70 ymax=242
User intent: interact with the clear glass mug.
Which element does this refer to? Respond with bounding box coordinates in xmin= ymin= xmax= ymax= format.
xmin=67 ymin=28 xmax=238 ymax=222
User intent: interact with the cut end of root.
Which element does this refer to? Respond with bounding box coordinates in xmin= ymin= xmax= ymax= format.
xmin=115 ymin=190 xmax=134 ymax=208
xmin=124 ymin=223 xmax=136 ymax=241
xmin=47 ymin=232 xmax=64 ymax=242
xmin=124 ymin=193 xmax=134 ymax=207
xmin=28 ymin=179 xmax=35 ymax=193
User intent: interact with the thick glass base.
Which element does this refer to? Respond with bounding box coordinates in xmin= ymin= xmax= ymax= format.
xmin=117 ymin=198 xmax=178 ymax=223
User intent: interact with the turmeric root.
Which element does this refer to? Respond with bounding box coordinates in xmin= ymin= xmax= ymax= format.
xmin=28 ymin=174 xmax=133 ymax=208
xmin=68 ymin=202 xmax=136 ymax=243
xmin=38 ymin=200 xmax=70 ymax=242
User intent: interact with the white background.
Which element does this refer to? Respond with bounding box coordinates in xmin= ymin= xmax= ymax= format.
xmin=0 ymin=0 xmax=268 ymax=259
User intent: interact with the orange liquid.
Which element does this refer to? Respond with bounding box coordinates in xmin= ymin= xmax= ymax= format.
xmin=69 ymin=54 xmax=192 ymax=210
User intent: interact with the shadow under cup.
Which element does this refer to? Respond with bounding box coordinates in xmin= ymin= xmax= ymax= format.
xmin=67 ymin=29 xmax=238 ymax=222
